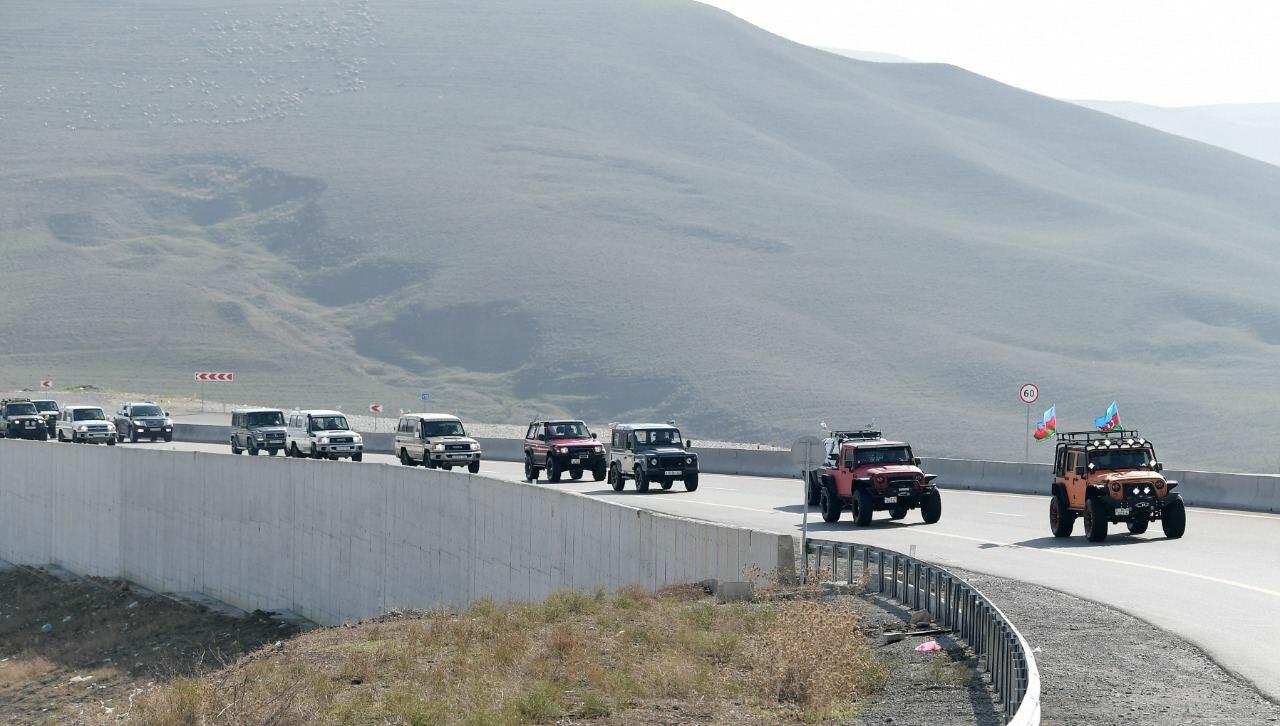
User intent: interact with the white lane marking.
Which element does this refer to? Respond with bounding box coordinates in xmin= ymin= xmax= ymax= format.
xmin=987 ymin=512 xmax=1023 ymax=518
xmin=913 ymin=530 xmax=1280 ymax=600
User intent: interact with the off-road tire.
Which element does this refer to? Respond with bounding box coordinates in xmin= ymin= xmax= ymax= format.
xmin=231 ymin=439 xmax=243 ymax=455
xmin=468 ymin=460 xmax=480 ymax=474
xmin=268 ymin=447 xmax=278 ymax=456
xmin=592 ymin=461 xmax=607 ymax=482
xmin=1050 ymin=493 xmax=1076 ymax=537
xmin=106 ymin=438 xmax=115 ymax=446
xmin=524 ymin=456 xmax=539 ymax=482
xmin=424 ymin=457 xmax=437 ymax=469
xmin=311 ymin=444 xmax=321 ymax=459
xmin=56 ymin=429 xmax=65 ymax=442
xmin=36 ymin=431 xmax=47 ymax=442
xmin=659 ymin=477 xmax=673 ymax=490
xmin=635 ymin=466 xmax=650 ymax=493
xmin=1084 ymin=497 xmax=1109 ymax=542
xmin=400 ymin=449 xmax=413 ymax=466
xmin=608 ymin=464 xmax=624 ymax=491
xmin=570 ymin=467 xmax=583 ymax=481
xmin=821 ymin=485 xmax=843 ymax=523
xmin=164 ymin=433 xmax=173 ymax=442
xmin=248 ymin=441 xmax=260 ymax=456
xmin=442 ymin=464 xmax=452 ymax=471
xmin=684 ymin=472 xmax=699 ymax=492
xmin=1127 ymin=516 xmax=1149 ymax=535
xmin=1162 ymin=496 xmax=1186 ymax=539
xmin=853 ymin=488 xmax=875 ymax=526
xmin=350 ymin=453 xmax=361 ymax=462
xmin=807 ymin=472 xmax=822 ymax=506
xmin=547 ymin=458 xmax=562 ymax=483
xmin=889 ymin=505 xmax=909 ymax=520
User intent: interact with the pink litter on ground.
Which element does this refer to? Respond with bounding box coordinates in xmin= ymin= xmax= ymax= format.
xmin=915 ymin=640 xmax=942 ymax=652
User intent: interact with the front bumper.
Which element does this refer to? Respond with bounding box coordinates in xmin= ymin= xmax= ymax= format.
xmin=75 ymin=431 xmax=117 ymax=443
xmin=318 ymin=443 xmax=363 ymax=456
xmin=1100 ymin=493 xmax=1175 ymax=519
xmin=6 ymin=423 xmax=46 ymax=439
xmin=843 ymin=486 xmax=935 ymax=509
xmin=642 ymin=465 xmax=698 ymax=480
xmin=429 ymin=450 xmax=481 ymax=464
xmin=129 ymin=424 xmax=173 ymax=436
xmin=550 ymin=451 xmax=605 ymax=467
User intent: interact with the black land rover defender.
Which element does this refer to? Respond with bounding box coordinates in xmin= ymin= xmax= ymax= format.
xmin=606 ymin=423 xmax=699 ymax=493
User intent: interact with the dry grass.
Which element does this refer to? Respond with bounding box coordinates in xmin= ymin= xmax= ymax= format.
xmin=129 ymin=586 xmax=889 ymax=724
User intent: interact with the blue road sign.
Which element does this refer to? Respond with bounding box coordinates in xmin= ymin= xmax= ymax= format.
xmin=420 ymin=393 xmax=431 ymax=401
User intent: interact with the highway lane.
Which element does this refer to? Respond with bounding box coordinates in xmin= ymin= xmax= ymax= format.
xmin=114 ymin=439 xmax=1280 ymax=702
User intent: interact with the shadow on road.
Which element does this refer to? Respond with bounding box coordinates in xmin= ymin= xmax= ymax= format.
xmin=1010 ymin=533 xmax=1171 ymax=549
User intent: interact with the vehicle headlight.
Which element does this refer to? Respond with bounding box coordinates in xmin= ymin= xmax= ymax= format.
xmin=470 ymin=442 xmax=480 ymax=451
xmin=433 ymin=443 xmax=444 ymax=451
xmin=255 ymin=433 xmax=266 ymax=440
xmin=77 ymin=425 xmax=88 ymax=432
xmin=556 ymin=446 xmax=567 ymax=454
xmin=352 ymin=434 xmax=362 ymax=444
xmin=594 ymin=445 xmax=602 ymax=453
xmin=686 ymin=457 xmax=693 ymax=465
xmin=649 ymin=457 xmax=658 ymax=466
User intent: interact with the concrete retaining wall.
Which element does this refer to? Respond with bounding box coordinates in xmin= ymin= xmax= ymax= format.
xmin=0 ymin=440 xmax=794 ymax=624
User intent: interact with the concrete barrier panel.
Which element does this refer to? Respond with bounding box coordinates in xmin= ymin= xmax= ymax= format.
xmin=0 ymin=440 xmax=794 ymax=625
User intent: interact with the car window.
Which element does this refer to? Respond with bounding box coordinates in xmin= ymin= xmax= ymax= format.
xmin=72 ymin=408 xmax=106 ymax=421
xmin=422 ymin=420 xmax=464 ymax=437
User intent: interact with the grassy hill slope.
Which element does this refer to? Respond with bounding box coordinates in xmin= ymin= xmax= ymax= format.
xmin=3 ymin=0 xmax=1280 ymax=469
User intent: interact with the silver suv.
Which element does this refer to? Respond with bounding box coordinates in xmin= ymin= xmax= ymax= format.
xmin=395 ymin=413 xmax=480 ymax=471
xmin=230 ymin=408 xmax=287 ymax=456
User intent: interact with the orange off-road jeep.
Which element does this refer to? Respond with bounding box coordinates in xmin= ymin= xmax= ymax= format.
xmin=1050 ymin=430 xmax=1186 ymax=542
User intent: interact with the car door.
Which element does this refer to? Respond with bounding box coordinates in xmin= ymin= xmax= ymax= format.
xmin=1066 ymin=451 xmax=1086 ymax=508
xmin=533 ymin=423 xmax=549 ymax=466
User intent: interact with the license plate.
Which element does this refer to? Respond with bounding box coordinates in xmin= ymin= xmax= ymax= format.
xmin=1115 ymin=507 xmax=1130 ymax=516
xmin=335 ymin=446 xmax=351 ymax=451
xmin=570 ymin=459 xmax=580 ymax=465
xmin=884 ymin=496 xmax=898 ymax=503
xmin=665 ymin=470 xmax=681 ymax=476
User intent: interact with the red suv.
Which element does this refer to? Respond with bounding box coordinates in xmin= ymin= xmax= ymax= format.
xmin=816 ymin=438 xmax=941 ymax=526
xmin=523 ymin=419 xmax=607 ymax=482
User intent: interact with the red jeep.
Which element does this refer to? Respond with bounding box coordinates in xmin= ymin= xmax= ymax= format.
xmin=816 ymin=438 xmax=941 ymax=525
xmin=523 ymin=419 xmax=607 ymax=483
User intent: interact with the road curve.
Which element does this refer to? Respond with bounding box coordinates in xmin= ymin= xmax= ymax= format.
xmin=115 ymin=439 xmax=1280 ymax=703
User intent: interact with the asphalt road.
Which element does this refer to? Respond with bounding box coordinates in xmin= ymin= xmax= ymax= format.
xmin=114 ymin=439 xmax=1280 ymax=704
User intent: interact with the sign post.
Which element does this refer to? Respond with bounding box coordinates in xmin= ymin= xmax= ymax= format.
xmin=369 ymin=403 xmax=383 ymax=433
xmin=791 ymin=435 xmax=824 ymax=585
xmin=1019 ymin=383 xmax=1040 ymax=463
xmin=194 ymin=372 xmax=235 ymax=413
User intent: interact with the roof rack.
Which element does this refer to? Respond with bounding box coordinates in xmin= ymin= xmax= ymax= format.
xmin=827 ymin=429 xmax=883 ymax=441
xmin=1056 ymin=429 xmax=1140 ymax=443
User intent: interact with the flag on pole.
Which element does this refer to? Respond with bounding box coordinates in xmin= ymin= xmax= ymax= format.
xmin=1033 ymin=405 xmax=1057 ymax=441
xmin=1095 ymin=402 xmax=1121 ymax=431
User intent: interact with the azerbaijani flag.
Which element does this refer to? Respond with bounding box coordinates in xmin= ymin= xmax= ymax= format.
xmin=1095 ymin=402 xmax=1120 ymax=432
xmin=1033 ymin=405 xmax=1056 ymax=441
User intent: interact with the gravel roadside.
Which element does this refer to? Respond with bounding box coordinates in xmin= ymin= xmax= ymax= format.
xmin=954 ymin=568 xmax=1280 ymax=725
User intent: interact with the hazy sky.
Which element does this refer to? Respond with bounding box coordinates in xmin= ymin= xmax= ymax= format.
xmin=699 ymin=0 xmax=1279 ymax=107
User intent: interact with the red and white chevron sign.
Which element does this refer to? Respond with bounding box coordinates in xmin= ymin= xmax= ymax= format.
xmin=40 ymin=380 xmax=53 ymax=389
xmin=194 ymin=371 xmax=235 ymax=382
xmin=369 ymin=403 xmax=383 ymax=414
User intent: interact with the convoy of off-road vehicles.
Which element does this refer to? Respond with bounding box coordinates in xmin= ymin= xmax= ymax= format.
xmin=1 ymin=390 xmax=1193 ymax=542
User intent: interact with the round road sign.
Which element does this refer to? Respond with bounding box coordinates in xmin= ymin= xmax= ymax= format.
xmin=1019 ymin=383 xmax=1040 ymax=405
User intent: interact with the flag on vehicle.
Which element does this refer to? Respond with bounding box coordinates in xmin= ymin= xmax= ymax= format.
xmin=1095 ymin=402 xmax=1120 ymax=431
xmin=1033 ymin=405 xmax=1056 ymax=441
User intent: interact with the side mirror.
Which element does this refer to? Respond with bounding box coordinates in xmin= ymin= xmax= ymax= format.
xmin=912 ymin=457 xmax=921 ymax=466
xmin=685 ymin=439 xmax=692 ymax=448
xmin=1153 ymin=462 xmax=1163 ymax=472
xmin=164 ymin=411 xmax=170 ymax=417
xmin=591 ymin=432 xmax=597 ymax=440
xmin=1074 ymin=466 xmax=1085 ymax=476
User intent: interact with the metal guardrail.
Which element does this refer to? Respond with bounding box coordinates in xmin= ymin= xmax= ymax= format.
xmin=804 ymin=538 xmax=1041 ymax=725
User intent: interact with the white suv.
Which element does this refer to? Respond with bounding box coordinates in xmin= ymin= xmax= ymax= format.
xmin=394 ymin=413 xmax=481 ymax=472
xmin=285 ymin=409 xmax=363 ymax=461
xmin=57 ymin=406 xmax=118 ymax=444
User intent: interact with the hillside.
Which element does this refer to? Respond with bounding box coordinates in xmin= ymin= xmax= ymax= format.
xmin=4 ymin=0 xmax=1280 ymax=469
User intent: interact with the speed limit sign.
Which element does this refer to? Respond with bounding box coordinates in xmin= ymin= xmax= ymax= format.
xmin=1019 ymin=383 xmax=1040 ymax=405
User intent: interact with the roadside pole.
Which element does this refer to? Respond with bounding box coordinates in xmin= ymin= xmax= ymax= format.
xmin=1019 ymin=383 xmax=1039 ymax=464
xmin=1025 ymin=404 xmax=1030 ymax=463
xmin=800 ymin=446 xmax=810 ymax=584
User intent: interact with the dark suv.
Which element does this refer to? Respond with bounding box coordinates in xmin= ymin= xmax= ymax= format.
xmin=522 ymin=419 xmax=606 ymax=482
xmin=1 ymin=398 xmax=49 ymax=441
xmin=607 ymin=423 xmax=699 ymax=493
xmin=114 ymin=402 xmax=174 ymax=443
xmin=230 ymin=408 xmax=287 ymax=456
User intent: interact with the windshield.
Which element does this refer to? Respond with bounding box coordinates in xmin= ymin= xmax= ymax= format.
xmin=423 ymin=420 xmax=465 ymax=437
xmin=131 ymin=405 xmax=164 ymax=417
xmin=33 ymin=401 xmax=58 ymax=412
xmin=545 ymin=421 xmax=589 ymax=439
xmin=310 ymin=416 xmax=349 ymax=431
xmin=247 ymin=411 xmax=285 ymax=427
xmin=5 ymin=403 xmax=38 ymax=416
xmin=73 ymin=408 xmax=106 ymax=421
xmin=1089 ymin=448 xmax=1154 ymax=471
xmin=856 ymin=446 xmax=913 ymax=465
xmin=636 ymin=428 xmax=682 ymax=447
